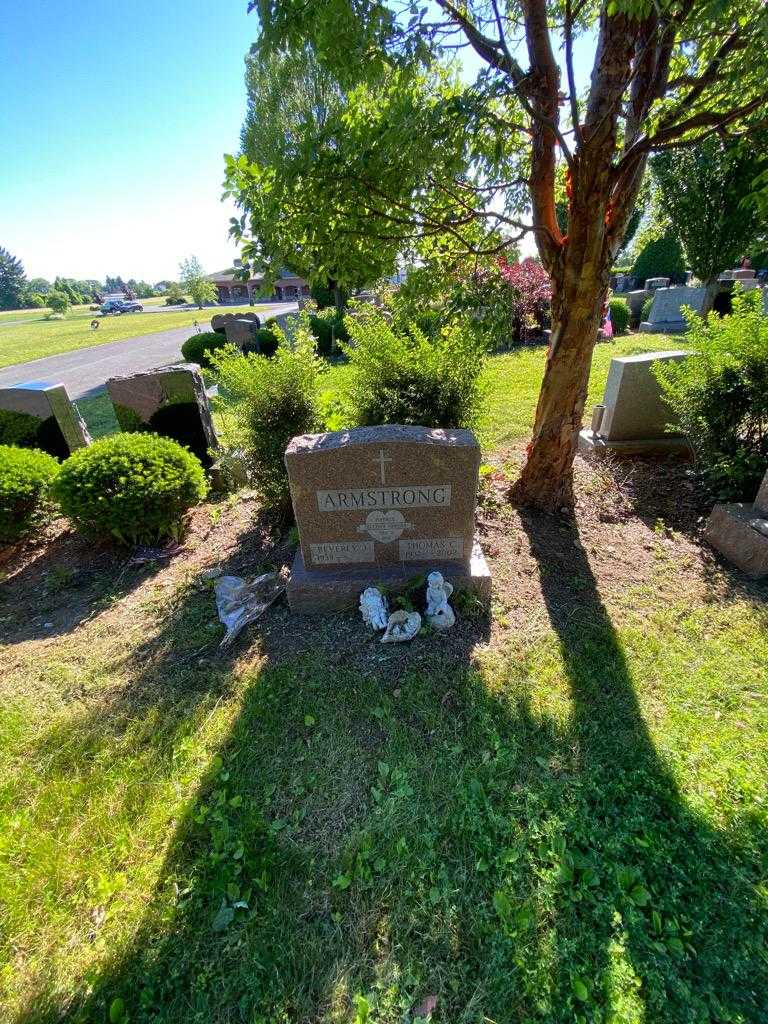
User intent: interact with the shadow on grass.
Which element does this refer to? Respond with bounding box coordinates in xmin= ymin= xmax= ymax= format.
xmin=12 ymin=514 xmax=768 ymax=1023
xmin=517 ymin=510 xmax=768 ymax=1021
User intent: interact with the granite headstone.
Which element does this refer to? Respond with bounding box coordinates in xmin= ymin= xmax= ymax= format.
xmin=0 ymin=381 xmax=91 ymax=458
xmin=579 ymin=351 xmax=692 ymax=456
xmin=284 ymin=424 xmax=490 ymax=612
xmin=107 ymin=362 xmax=217 ymax=467
xmin=640 ymin=286 xmax=707 ymax=334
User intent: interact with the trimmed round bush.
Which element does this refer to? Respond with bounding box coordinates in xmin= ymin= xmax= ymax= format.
xmin=53 ymin=433 xmax=208 ymax=545
xmin=609 ymin=297 xmax=630 ymax=335
xmin=0 ymin=445 xmax=60 ymax=543
xmin=181 ymin=330 xmax=229 ymax=368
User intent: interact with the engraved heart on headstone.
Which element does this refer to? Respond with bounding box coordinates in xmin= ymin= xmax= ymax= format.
xmin=357 ymin=509 xmax=411 ymax=543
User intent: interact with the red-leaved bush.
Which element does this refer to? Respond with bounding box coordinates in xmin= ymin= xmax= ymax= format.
xmin=498 ymin=257 xmax=552 ymax=341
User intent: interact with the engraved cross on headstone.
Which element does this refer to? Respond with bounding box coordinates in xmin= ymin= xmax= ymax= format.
xmin=373 ymin=448 xmax=393 ymax=484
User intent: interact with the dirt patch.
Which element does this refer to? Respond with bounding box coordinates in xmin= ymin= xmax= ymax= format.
xmin=2 ymin=457 xmax=765 ymax=669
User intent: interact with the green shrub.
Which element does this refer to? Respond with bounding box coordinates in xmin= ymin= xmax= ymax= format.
xmin=181 ymin=330 xmax=229 ymax=368
xmin=47 ymin=291 xmax=69 ymax=315
xmin=0 ymin=445 xmax=60 ymax=543
xmin=609 ymin=297 xmax=630 ymax=335
xmin=211 ymin=324 xmax=321 ymax=514
xmin=310 ymin=282 xmax=347 ymax=310
xmin=641 ymin=295 xmax=654 ymax=323
xmin=653 ymin=289 xmax=768 ymax=499
xmin=243 ymin=327 xmax=279 ymax=357
xmin=309 ymin=309 xmax=349 ymax=356
xmin=53 ymin=433 xmax=208 ymax=544
xmin=342 ymin=310 xmax=485 ymax=429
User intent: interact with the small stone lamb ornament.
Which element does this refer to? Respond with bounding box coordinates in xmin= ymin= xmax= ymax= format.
xmin=381 ymin=610 xmax=421 ymax=643
xmin=359 ymin=587 xmax=388 ymax=630
xmin=425 ymin=571 xmax=456 ymax=630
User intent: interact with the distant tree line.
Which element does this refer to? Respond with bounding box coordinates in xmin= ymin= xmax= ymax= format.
xmin=0 ymin=247 xmax=167 ymax=311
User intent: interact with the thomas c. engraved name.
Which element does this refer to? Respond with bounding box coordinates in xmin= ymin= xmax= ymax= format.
xmin=316 ymin=484 xmax=451 ymax=512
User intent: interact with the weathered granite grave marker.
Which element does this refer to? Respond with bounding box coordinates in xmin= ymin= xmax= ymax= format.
xmin=0 ymin=381 xmax=91 ymax=458
xmin=579 ymin=351 xmax=692 ymax=456
xmin=107 ymin=363 xmax=217 ymax=466
xmin=640 ymin=286 xmax=707 ymax=333
xmin=285 ymin=424 xmax=490 ymax=612
xmin=705 ymin=468 xmax=768 ymax=578
xmin=211 ymin=311 xmax=260 ymax=335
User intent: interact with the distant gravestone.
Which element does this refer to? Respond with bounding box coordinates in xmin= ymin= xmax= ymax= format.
xmin=0 ymin=382 xmax=91 ymax=458
xmin=224 ymin=318 xmax=257 ymax=349
xmin=211 ymin=312 xmax=260 ymax=335
xmin=284 ymin=424 xmax=490 ymax=613
xmin=640 ymin=286 xmax=707 ymax=333
xmin=107 ymin=363 xmax=218 ymax=467
xmin=705 ymin=468 xmax=768 ymax=578
xmin=579 ymin=351 xmax=692 ymax=456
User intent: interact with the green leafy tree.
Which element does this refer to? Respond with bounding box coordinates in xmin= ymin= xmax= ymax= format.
xmin=651 ymin=136 xmax=768 ymax=303
xmin=179 ymin=256 xmax=217 ymax=309
xmin=0 ymin=246 xmax=27 ymax=310
xmin=229 ymin=49 xmax=436 ymax=311
xmin=27 ymin=277 xmax=51 ymax=296
xmin=252 ymin=0 xmax=768 ymax=509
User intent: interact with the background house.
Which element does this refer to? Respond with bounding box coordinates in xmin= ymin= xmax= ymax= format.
xmin=207 ymin=268 xmax=310 ymax=303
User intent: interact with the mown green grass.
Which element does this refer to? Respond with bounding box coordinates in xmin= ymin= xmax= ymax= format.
xmin=0 ymin=304 xmax=265 ymax=369
xmin=2 ymin=336 xmax=767 ymax=1024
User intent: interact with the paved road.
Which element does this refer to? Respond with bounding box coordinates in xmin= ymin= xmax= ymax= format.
xmin=0 ymin=303 xmax=298 ymax=399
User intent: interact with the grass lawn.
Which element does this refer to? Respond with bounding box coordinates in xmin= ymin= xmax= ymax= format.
xmin=0 ymin=304 xmax=266 ymax=370
xmin=2 ymin=340 xmax=767 ymax=1024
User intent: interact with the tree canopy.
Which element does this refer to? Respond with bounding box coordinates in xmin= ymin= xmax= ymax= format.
xmin=247 ymin=0 xmax=768 ymax=508
xmin=651 ymin=136 xmax=768 ymax=285
xmin=225 ymin=45 xmax=516 ymax=295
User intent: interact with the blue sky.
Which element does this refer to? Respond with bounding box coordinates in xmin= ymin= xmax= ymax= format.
xmin=1 ymin=1 xmax=596 ymax=283
xmin=0 ymin=0 xmax=257 ymax=282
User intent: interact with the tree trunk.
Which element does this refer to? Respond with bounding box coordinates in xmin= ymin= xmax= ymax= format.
xmin=511 ymin=211 xmax=611 ymax=511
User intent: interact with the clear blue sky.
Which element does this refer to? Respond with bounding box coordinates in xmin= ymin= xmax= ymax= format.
xmin=0 ymin=0 xmax=258 ymax=283
xmin=0 ymin=1 xmax=597 ymax=283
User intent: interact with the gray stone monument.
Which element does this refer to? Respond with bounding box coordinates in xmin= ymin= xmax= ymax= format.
xmin=0 ymin=381 xmax=91 ymax=458
xmin=284 ymin=424 xmax=491 ymax=613
xmin=107 ymin=363 xmax=218 ymax=467
xmin=579 ymin=351 xmax=692 ymax=456
xmin=224 ymin=318 xmax=258 ymax=349
xmin=640 ymin=286 xmax=707 ymax=334
xmin=705 ymin=468 xmax=768 ymax=578
xmin=211 ymin=311 xmax=260 ymax=335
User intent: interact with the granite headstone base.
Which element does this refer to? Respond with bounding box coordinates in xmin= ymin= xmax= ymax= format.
xmin=287 ymin=538 xmax=492 ymax=614
xmin=0 ymin=381 xmax=91 ymax=458
xmin=578 ymin=429 xmax=693 ymax=458
xmin=704 ymin=469 xmax=768 ymax=578
xmin=705 ymin=504 xmax=768 ymax=578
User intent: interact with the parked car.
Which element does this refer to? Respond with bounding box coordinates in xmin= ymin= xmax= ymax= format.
xmin=100 ymin=299 xmax=144 ymax=314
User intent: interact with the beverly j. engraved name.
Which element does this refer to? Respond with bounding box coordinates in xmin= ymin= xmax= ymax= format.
xmin=317 ymin=484 xmax=451 ymax=512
